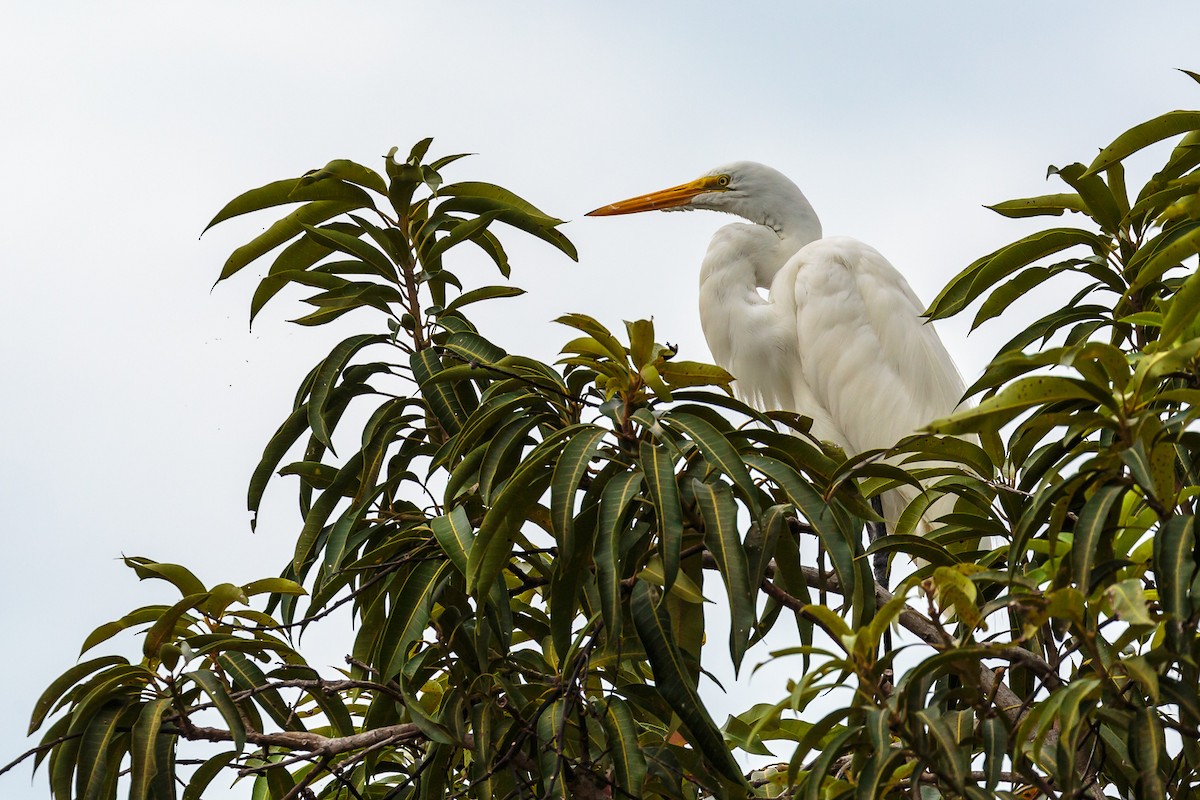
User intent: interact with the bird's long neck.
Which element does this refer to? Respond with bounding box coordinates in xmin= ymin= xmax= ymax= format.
xmin=726 ymin=184 xmax=822 ymax=287
xmin=751 ymin=190 xmax=822 ymax=255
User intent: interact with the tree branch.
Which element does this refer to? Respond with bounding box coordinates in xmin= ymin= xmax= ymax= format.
xmin=170 ymin=717 xmax=424 ymax=756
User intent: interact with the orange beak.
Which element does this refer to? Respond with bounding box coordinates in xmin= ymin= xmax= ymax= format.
xmin=586 ymin=175 xmax=726 ymax=216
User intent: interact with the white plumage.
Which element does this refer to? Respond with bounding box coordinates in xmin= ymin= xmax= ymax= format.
xmin=589 ymin=161 xmax=967 ymax=532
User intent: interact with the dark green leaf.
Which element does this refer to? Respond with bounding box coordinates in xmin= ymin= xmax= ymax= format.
xmin=640 ymin=440 xmax=683 ymax=591
xmin=29 ymin=656 xmax=128 ymax=734
xmin=129 ymin=698 xmax=170 ymax=800
xmin=204 ymin=178 xmax=301 ymax=233
xmin=630 ymin=581 xmax=746 ymax=787
xmin=187 ymin=671 xmax=246 ymax=753
xmin=1072 ymin=484 xmax=1124 ymax=594
xmin=692 ymin=479 xmax=754 ymax=670
xmin=218 ymin=201 xmax=363 ymax=282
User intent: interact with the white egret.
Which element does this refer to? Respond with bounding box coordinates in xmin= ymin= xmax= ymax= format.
xmin=587 ymin=162 xmax=968 ymax=573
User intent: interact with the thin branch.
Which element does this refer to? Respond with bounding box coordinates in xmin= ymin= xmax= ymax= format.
xmin=169 ymin=717 xmax=423 ymax=757
xmin=0 ymin=733 xmax=83 ymax=779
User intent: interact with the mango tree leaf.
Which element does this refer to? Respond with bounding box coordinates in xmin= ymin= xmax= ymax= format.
xmin=1087 ymin=111 xmax=1200 ymax=175
xmin=203 ymin=178 xmax=301 ymax=233
xmin=603 ymin=697 xmax=647 ymax=796
xmin=218 ymin=201 xmax=363 ymax=282
xmin=1071 ymin=484 xmax=1125 ymax=595
xmin=28 ymin=656 xmax=128 ymax=734
xmin=986 ymin=193 xmax=1088 ymax=219
xmin=129 ymin=698 xmax=171 ymax=800
xmin=180 ymin=752 xmax=237 ymax=800
xmin=692 ymin=479 xmax=754 ymax=670
xmin=123 ymin=558 xmax=207 ymax=598
xmin=926 ymin=228 xmax=1105 ymax=319
xmin=640 ymin=440 xmax=683 ymax=591
xmin=186 ymin=671 xmax=246 ymax=753
xmin=630 ymin=581 xmax=746 ymax=787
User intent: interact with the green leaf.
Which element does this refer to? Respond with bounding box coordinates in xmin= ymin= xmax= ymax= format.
xmin=288 ymin=177 xmax=376 ymax=208
xmin=218 ymin=653 xmax=300 ymax=732
xmin=550 ymin=426 xmax=609 ymax=543
xmin=251 ymin=269 xmax=350 ymax=325
xmin=124 ymin=557 xmax=207 ymax=597
xmin=1049 ymin=163 xmax=1123 ymax=233
xmin=981 ymin=715 xmax=1005 ymax=792
xmin=693 ymin=479 xmax=754 ymax=670
xmin=660 ymin=360 xmax=735 ymax=392
xmin=597 ymin=470 xmax=643 ymax=638
xmin=247 ymin=404 xmax=310 ymax=529
xmin=603 ymin=697 xmax=647 ymax=796
xmin=187 ymin=670 xmax=246 ymax=753
xmin=292 ymin=451 xmax=364 ymax=575
xmin=442 ymin=331 xmax=507 ymax=366
xmin=129 ymin=698 xmax=170 ymax=800
xmin=926 ymin=228 xmax=1105 ymax=319
xmin=986 ymin=193 xmax=1088 ymax=219
xmin=242 ymin=577 xmax=306 ymax=597
xmin=411 ymin=347 xmax=466 ymax=435
xmin=929 ymin=375 xmax=1105 ymax=434
xmin=630 ymin=581 xmax=746 ymax=787
xmin=378 ymin=561 xmax=448 ymax=681
xmin=432 ymin=506 xmax=474 ymax=577
xmin=28 ymin=656 xmax=128 ymax=735
xmin=1130 ymin=705 xmax=1166 ymax=797
xmin=1071 ymin=484 xmax=1124 ymax=594
xmin=312 ymin=158 xmax=388 ymax=194
xmin=142 ymin=593 xmax=209 ymax=659
xmin=467 ymin=426 xmax=579 ymax=593
xmin=204 ymin=177 xmax=302 ymax=233
xmin=743 ymin=454 xmax=861 ymax=618
xmin=1127 ymin=220 xmax=1200 ymax=297
xmin=300 ymin=223 xmax=396 ymax=281
xmin=180 ymin=752 xmax=237 ymax=800
xmin=1154 ymin=515 xmax=1195 ymax=633
xmin=555 ymin=313 xmax=628 ymax=362
xmin=76 ymin=702 xmax=130 ymax=800
xmin=218 ymin=200 xmax=363 ymax=282
xmin=422 ymin=210 xmax=504 ymax=264
xmin=1087 ymin=110 xmax=1200 ymax=175
xmin=665 ymin=411 xmax=758 ymax=511
xmin=443 ymin=284 xmax=525 ymax=313
xmin=479 ymin=414 xmax=545 ymax=502
xmin=1162 ymin=264 xmax=1200 ymax=343
xmin=640 ymin=440 xmax=683 ymax=591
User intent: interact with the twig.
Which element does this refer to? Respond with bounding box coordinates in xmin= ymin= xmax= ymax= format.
xmin=0 ymin=733 xmax=83 ymax=779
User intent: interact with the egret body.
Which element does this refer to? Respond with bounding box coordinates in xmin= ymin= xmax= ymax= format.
xmin=587 ymin=162 xmax=967 ymax=534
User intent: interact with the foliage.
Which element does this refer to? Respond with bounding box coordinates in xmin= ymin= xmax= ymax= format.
xmin=10 ymin=90 xmax=1200 ymax=800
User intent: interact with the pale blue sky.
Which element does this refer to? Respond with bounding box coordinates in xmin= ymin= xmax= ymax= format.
xmin=3 ymin=2 xmax=1198 ymax=797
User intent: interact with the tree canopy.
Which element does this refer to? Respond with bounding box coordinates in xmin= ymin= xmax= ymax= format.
xmin=10 ymin=89 xmax=1200 ymax=799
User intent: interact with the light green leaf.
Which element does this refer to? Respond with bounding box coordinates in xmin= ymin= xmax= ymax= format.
xmin=1087 ymin=110 xmax=1200 ymax=175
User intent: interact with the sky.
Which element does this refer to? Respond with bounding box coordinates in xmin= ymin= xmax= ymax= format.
xmin=3 ymin=2 xmax=1199 ymax=797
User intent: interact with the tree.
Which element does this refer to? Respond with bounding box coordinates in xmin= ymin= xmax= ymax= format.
xmin=8 ymin=90 xmax=1200 ymax=799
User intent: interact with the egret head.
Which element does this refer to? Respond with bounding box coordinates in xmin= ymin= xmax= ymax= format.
xmin=587 ymin=161 xmax=820 ymax=240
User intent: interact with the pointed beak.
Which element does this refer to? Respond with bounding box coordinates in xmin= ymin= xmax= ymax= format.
xmin=586 ymin=175 xmax=726 ymax=216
